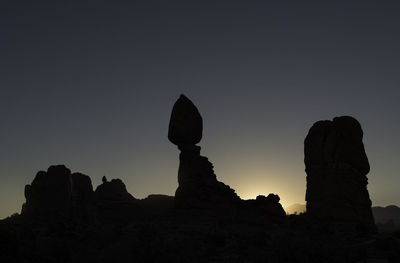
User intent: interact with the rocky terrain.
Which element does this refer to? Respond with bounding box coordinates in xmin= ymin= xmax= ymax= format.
xmin=0 ymin=95 xmax=399 ymax=263
xmin=1 ymin=175 xmax=400 ymax=263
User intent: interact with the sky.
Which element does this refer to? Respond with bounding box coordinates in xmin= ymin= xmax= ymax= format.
xmin=1 ymin=0 xmax=400 ymax=218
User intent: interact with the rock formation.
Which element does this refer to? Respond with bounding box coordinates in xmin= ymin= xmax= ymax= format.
xmin=22 ymin=165 xmax=94 ymax=220
xmin=243 ymin=194 xmax=286 ymax=217
xmin=304 ymin=116 xmax=374 ymax=226
xmin=168 ymin=95 xmax=240 ymax=209
xmin=94 ymin=178 xmax=136 ymax=202
xmin=21 ymin=165 xmax=140 ymax=222
xmin=70 ymin=172 xmax=94 ymax=220
xmin=168 ymin=95 xmax=285 ymax=218
xmin=94 ymin=178 xmax=139 ymax=223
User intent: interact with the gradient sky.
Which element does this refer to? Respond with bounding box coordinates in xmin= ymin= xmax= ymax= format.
xmin=1 ymin=1 xmax=400 ymax=218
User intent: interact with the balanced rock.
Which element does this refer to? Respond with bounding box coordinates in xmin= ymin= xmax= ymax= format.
xmin=168 ymin=94 xmax=203 ymax=146
xmin=304 ymin=116 xmax=374 ymax=226
xmin=169 ymin=95 xmax=241 ymax=209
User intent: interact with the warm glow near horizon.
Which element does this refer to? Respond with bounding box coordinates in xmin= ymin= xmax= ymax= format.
xmin=227 ymin=170 xmax=299 ymax=209
xmin=235 ymin=188 xmax=292 ymax=208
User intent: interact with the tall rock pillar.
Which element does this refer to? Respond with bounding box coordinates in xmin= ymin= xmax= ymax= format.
xmin=305 ymin=116 xmax=374 ymax=227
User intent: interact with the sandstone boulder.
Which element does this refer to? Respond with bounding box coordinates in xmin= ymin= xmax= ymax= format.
xmin=168 ymin=94 xmax=203 ymax=146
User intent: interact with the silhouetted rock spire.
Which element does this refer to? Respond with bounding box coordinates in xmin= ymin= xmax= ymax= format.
xmin=305 ymin=116 xmax=374 ymax=227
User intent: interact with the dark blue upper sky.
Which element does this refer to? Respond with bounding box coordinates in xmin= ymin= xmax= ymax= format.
xmin=1 ymin=0 xmax=399 ymax=218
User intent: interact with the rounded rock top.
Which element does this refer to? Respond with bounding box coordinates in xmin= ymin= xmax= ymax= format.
xmin=168 ymin=94 xmax=203 ymax=146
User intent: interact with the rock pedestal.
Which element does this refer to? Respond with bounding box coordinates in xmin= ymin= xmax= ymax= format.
xmin=305 ymin=116 xmax=374 ymax=226
xmin=175 ymin=144 xmax=240 ymax=208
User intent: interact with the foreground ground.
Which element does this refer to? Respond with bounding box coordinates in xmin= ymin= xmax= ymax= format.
xmin=1 ymin=209 xmax=400 ymax=263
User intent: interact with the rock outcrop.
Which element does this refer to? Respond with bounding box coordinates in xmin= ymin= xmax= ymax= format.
xmin=94 ymin=179 xmax=136 ymax=202
xmin=22 ymin=165 xmax=94 ymax=220
xmin=243 ymin=194 xmax=286 ymax=217
xmin=94 ymin=178 xmax=139 ymax=223
xmin=304 ymin=116 xmax=374 ymax=227
xmin=169 ymin=95 xmax=240 ymax=209
xmin=21 ymin=165 xmax=139 ymax=222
